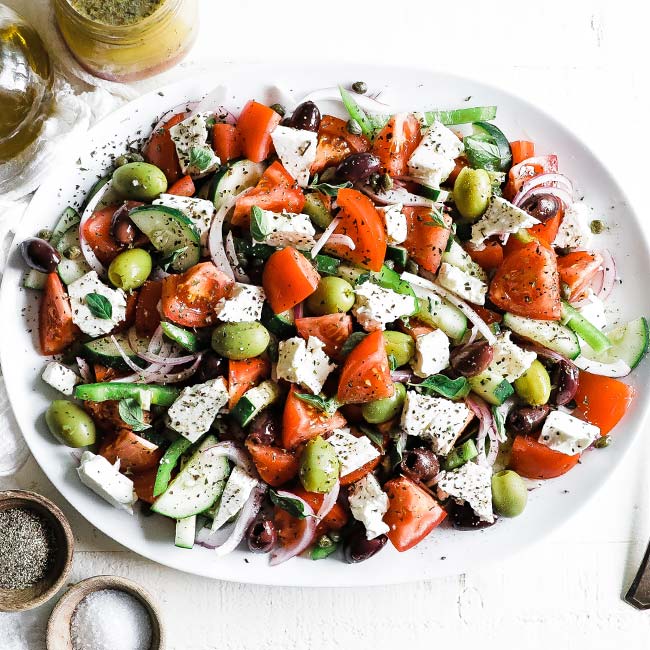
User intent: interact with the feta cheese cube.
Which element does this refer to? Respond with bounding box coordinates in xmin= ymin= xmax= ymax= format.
xmin=436 ymin=262 xmax=488 ymax=305
xmin=41 ymin=361 xmax=80 ymax=396
xmin=553 ymin=202 xmax=593 ymax=251
xmin=215 ymin=283 xmax=265 ymax=323
xmin=326 ymin=428 xmax=380 ymax=477
xmin=276 ymin=336 xmax=335 ymax=394
xmin=576 ymin=289 xmax=607 ymax=330
xmin=252 ymin=209 xmax=316 ymax=249
xmin=538 ymin=410 xmax=600 ymax=455
xmin=211 ymin=466 xmax=258 ymax=531
xmin=348 ymin=473 xmax=389 ymax=540
xmin=407 ymin=121 xmax=463 ymax=188
xmin=410 ymin=329 xmax=450 ymax=378
xmin=270 ymin=125 xmax=318 ymax=187
xmin=437 ymin=461 xmax=494 ymax=523
xmin=77 ymin=451 xmax=137 ymax=514
xmin=68 ymin=271 xmax=127 ymax=337
xmin=352 ymin=281 xmax=417 ymax=332
xmin=377 ymin=203 xmax=408 ymax=245
xmin=470 ymin=196 xmax=539 ymax=250
xmin=488 ymin=331 xmax=536 ymax=383
xmin=167 ymin=377 xmax=229 ymax=442
xmin=153 ymin=194 xmax=215 ymax=253
xmin=400 ymin=390 xmax=472 ymax=456
xmin=168 ymin=112 xmax=220 ymax=175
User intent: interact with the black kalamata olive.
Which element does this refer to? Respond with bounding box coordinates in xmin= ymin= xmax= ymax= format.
xmin=506 ymin=404 xmax=551 ymax=436
xmin=111 ymin=203 xmax=137 ymax=247
xmin=399 ymin=448 xmax=439 ymax=484
xmin=247 ymin=518 xmax=277 ymax=553
xmin=289 ymin=101 xmax=321 ymax=132
xmin=246 ymin=410 xmax=280 ymax=446
xmin=520 ymin=193 xmax=561 ymax=223
xmin=450 ymin=501 xmax=496 ymax=530
xmin=336 ymin=153 xmax=381 ymax=183
xmin=450 ymin=341 xmax=494 ymax=377
xmin=344 ymin=523 xmax=388 ymax=563
xmin=195 ymin=351 xmax=226 ymax=383
xmin=20 ymin=237 xmax=61 ymax=273
xmin=552 ymin=360 xmax=579 ymax=406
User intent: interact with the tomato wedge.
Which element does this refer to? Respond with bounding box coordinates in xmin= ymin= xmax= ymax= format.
xmin=489 ymin=240 xmax=561 ymax=320
xmin=167 ymin=175 xmax=195 ymax=197
xmin=39 ymin=273 xmax=77 ymax=355
xmin=504 ymin=154 xmax=558 ymax=200
xmin=98 ymin=429 xmax=162 ymax=473
xmin=510 ymin=140 xmax=535 ymax=165
xmin=402 ymin=206 xmax=452 ymax=274
xmin=81 ymin=204 xmax=124 ymax=266
xmin=262 ymin=247 xmax=320 ymax=314
xmin=295 ymin=313 xmax=353 ymax=359
xmin=131 ymin=466 xmax=158 ymax=504
xmin=282 ymin=385 xmax=347 ymax=450
xmin=135 ymin=280 xmax=162 ymax=336
xmin=465 ymin=239 xmax=504 ymax=271
xmin=573 ymin=371 xmax=636 ymax=435
xmin=383 ymin=476 xmax=447 ymax=552
xmin=340 ymin=456 xmax=381 ymax=486
xmin=245 ymin=441 xmax=299 ymax=487
xmin=372 ymin=113 xmax=421 ymax=177
xmin=211 ymin=123 xmax=242 ymax=163
xmin=311 ymin=115 xmax=370 ymax=173
xmin=228 ymin=357 xmax=271 ymax=409
xmin=143 ymin=112 xmax=185 ymax=184
xmin=528 ymin=206 xmax=563 ymax=245
xmin=232 ymin=161 xmax=305 ymax=226
xmin=557 ymin=251 xmax=604 ymax=302
xmin=236 ymin=100 xmax=282 ymax=163
xmin=337 ymin=330 xmax=394 ymax=404
xmin=161 ymin=262 xmax=234 ymax=327
xmin=324 ymin=188 xmax=386 ymax=272
xmin=509 ymin=435 xmax=579 ymax=479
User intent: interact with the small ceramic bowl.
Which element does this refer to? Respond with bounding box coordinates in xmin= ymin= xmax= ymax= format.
xmin=47 ymin=575 xmax=165 ymax=650
xmin=0 ymin=490 xmax=74 ymax=612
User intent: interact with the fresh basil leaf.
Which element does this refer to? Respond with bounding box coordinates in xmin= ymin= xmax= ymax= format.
xmin=250 ymin=205 xmax=269 ymax=242
xmin=269 ymin=489 xmax=312 ymax=519
xmin=294 ymin=393 xmax=341 ymax=416
xmin=159 ymin=247 xmax=188 ymax=272
xmin=388 ymin=354 xmax=398 ymax=371
xmin=389 ymin=432 xmax=406 ymax=468
xmin=360 ymin=425 xmax=385 ymax=452
xmin=308 ymin=175 xmax=352 ymax=197
xmin=463 ymin=134 xmax=507 ymax=172
xmin=413 ymin=374 xmax=470 ymax=400
xmin=85 ymin=293 xmax=113 ymax=320
xmin=364 ymin=265 xmax=417 ymax=300
xmin=422 ymin=208 xmax=449 ymax=229
xmin=118 ymin=398 xmax=150 ymax=432
xmin=205 ymin=117 xmax=216 ymax=128
xmin=189 ymin=146 xmax=214 ymax=172
xmin=340 ymin=331 xmax=367 ymax=357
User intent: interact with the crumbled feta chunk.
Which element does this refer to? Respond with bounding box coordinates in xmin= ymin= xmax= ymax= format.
xmin=276 ymin=336 xmax=335 ymax=394
xmin=576 ymin=289 xmax=607 ymax=330
xmin=436 ymin=262 xmax=488 ymax=305
xmin=77 ymin=451 xmax=137 ymax=514
xmin=410 ymin=329 xmax=450 ymax=378
xmin=41 ymin=362 xmax=80 ymax=396
xmin=352 ymin=281 xmax=417 ymax=332
xmin=167 ymin=378 xmax=229 ymax=442
xmin=153 ymin=194 xmax=215 ymax=253
xmin=401 ymin=390 xmax=472 ymax=456
xmin=470 ymin=196 xmax=539 ymax=250
xmin=168 ymin=112 xmax=220 ymax=175
xmin=211 ymin=466 xmax=258 ymax=531
xmin=252 ymin=209 xmax=316 ymax=249
xmin=270 ymin=125 xmax=318 ymax=187
xmin=553 ymin=202 xmax=593 ymax=251
xmin=437 ymin=461 xmax=494 ymax=522
xmin=348 ymin=473 xmax=389 ymax=540
xmin=488 ymin=331 xmax=536 ymax=383
xmin=377 ymin=203 xmax=408 ymax=245
xmin=326 ymin=428 xmax=380 ymax=477
xmin=538 ymin=410 xmax=600 ymax=455
xmin=215 ymin=283 xmax=265 ymax=323
xmin=67 ymin=271 xmax=127 ymax=337
xmin=407 ymin=121 xmax=463 ymax=188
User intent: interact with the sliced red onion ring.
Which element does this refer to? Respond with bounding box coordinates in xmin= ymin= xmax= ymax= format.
xmin=186 ymin=86 xmax=237 ymax=124
xmin=297 ymin=87 xmax=395 ymax=114
xmin=310 ymin=216 xmax=341 ymax=257
xmin=515 ymin=339 xmax=571 ymax=365
xmin=598 ymin=249 xmax=616 ymax=301
xmin=195 ymin=522 xmax=234 ymax=550
xmin=78 ymin=180 xmax=113 ymax=277
xmin=512 ymin=173 xmax=574 ymax=207
xmin=109 ymin=334 xmax=150 ymax=375
xmin=293 ymin=302 xmax=303 ymax=319
xmin=143 ymin=355 xmax=203 ymax=384
xmin=514 ymin=185 xmax=574 ymax=210
xmin=76 ymin=357 xmax=93 ymax=383
xmin=327 ymin=234 xmax=355 ymax=250
xmin=203 ymin=441 xmax=258 ymax=477
xmin=69 ymin=449 xmax=83 ymax=465
xmin=357 ymin=183 xmax=439 ymax=208
xmin=127 ymin=327 xmax=197 ymax=365
xmin=269 ymin=491 xmax=317 ymax=566
xmin=316 ymin=480 xmax=340 ymax=521
xmin=390 ymin=368 xmax=416 ymax=382
xmin=466 ymin=395 xmax=495 ymax=465
xmin=573 ymin=356 xmax=630 ymax=378
xmin=225 ymin=231 xmax=250 ymax=283
xmin=466 ymin=325 xmax=478 ymax=345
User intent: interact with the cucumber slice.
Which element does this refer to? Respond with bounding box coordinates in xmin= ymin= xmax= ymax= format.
xmin=151 ymin=436 xmax=230 ymax=519
xmin=58 ymin=258 xmax=92 ymax=285
xmin=441 ymin=239 xmax=487 ymax=282
xmin=160 ymin=322 xmax=199 ymax=352
xmin=386 ymin=246 xmax=409 ymax=268
xmin=415 ymin=293 xmax=467 ymax=342
xmin=414 ymin=184 xmax=450 ymax=203
xmin=129 ymin=205 xmax=200 ymax=272
xmin=81 ymin=330 xmax=150 ymax=370
xmin=313 ymin=254 xmax=340 ymax=276
xmin=233 ymin=237 xmax=276 ymax=261
xmin=50 ymin=207 xmax=81 ymax=249
xmin=23 ymin=269 xmax=47 ymax=290
xmin=261 ymin=303 xmax=295 ymax=338
xmin=83 ymin=176 xmax=111 ymax=210
xmin=153 ymin=436 xmax=193 ymax=497
xmin=230 ymin=380 xmax=281 ymax=427
xmin=469 ymin=370 xmax=514 ymax=406
xmin=213 ymin=159 xmax=265 ymax=210
xmin=502 ymin=313 xmax=581 ymax=360
xmin=588 ymin=317 xmax=649 ymax=370
xmin=175 ymin=515 xmax=196 ymax=549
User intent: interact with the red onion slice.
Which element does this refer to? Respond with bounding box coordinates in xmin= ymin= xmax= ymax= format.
xmin=357 ymin=184 xmax=440 ymax=208
xmin=598 ymin=249 xmax=616 ymax=301
xmin=195 ymin=523 xmax=234 ymax=550
xmin=327 ymin=234 xmax=355 ymax=250
xmin=214 ymin=484 xmax=267 ymax=557
xmin=573 ymin=355 xmax=630 ymax=378
xmin=109 ymin=334 xmax=150 ymax=375
xmin=225 ymin=231 xmax=250 ymax=283
xmin=269 ymin=491 xmax=317 ymax=566
xmin=466 ymin=395 xmax=495 ymax=465
xmin=128 ymin=327 xmax=197 ymax=365
xmin=76 ymin=357 xmax=93 ymax=383
xmin=203 ymin=441 xmax=258 ymax=477
xmin=310 ymin=216 xmax=341 ymax=257
xmin=150 ymin=267 xmax=171 ymax=281
xmin=514 ymin=185 xmax=574 ymax=210
xmin=316 ymin=480 xmax=340 ymax=521
xmin=390 ymin=368 xmax=416 ymax=382
xmin=293 ymin=302 xmax=303 ymax=319
xmin=297 ymin=87 xmax=395 ymax=114
xmin=78 ymin=180 xmax=113 ymax=277
xmin=512 ymin=172 xmax=573 ymax=207
xmin=143 ymin=355 xmax=203 ymax=384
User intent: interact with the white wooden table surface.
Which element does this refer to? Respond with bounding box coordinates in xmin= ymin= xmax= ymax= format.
xmin=2 ymin=0 xmax=650 ymax=648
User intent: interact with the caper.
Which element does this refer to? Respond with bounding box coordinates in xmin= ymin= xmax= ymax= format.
xmin=594 ymin=435 xmax=611 ymax=449
xmin=270 ymin=103 xmax=286 ymax=117
xmin=346 ymin=119 xmax=362 ymax=136
xmin=351 ymin=81 xmax=368 ymax=94
xmin=65 ymin=245 xmax=82 ymax=260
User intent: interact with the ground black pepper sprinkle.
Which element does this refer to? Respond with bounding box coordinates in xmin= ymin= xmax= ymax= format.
xmin=0 ymin=508 xmax=56 ymax=589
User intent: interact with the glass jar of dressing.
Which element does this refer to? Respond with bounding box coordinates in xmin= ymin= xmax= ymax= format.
xmin=53 ymin=0 xmax=198 ymax=82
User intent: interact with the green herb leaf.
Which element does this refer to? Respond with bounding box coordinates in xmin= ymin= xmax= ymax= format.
xmin=269 ymin=490 xmax=313 ymax=519
xmin=340 ymin=331 xmax=367 ymax=357
xmin=118 ymin=398 xmax=150 ymax=432
xmin=205 ymin=117 xmax=216 ymax=128
xmin=389 ymin=432 xmax=406 ymax=468
xmin=423 ymin=208 xmax=449 ymax=229
xmin=250 ymin=205 xmax=269 ymax=242
xmin=414 ymin=374 xmax=470 ymax=400
xmin=492 ymin=405 xmax=505 ymax=441
xmin=463 ymin=134 xmax=509 ymax=172
xmin=294 ymin=393 xmax=341 ymax=416
xmin=362 ymin=264 xmax=417 ymax=301
xmin=189 ymin=146 xmax=214 ymax=172
xmin=308 ymin=175 xmax=353 ymax=197
xmin=360 ymin=425 xmax=385 ymax=452
xmin=388 ymin=354 xmax=398 ymax=371
xmin=85 ymin=293 xmax=113 ymax=320
xmin=159 ymin=247 xmax=188 ymax=272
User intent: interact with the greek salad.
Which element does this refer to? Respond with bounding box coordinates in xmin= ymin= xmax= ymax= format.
xmin=22 ymin=82 xmax=647 ymax=564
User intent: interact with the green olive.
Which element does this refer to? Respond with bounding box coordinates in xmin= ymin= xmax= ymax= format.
xmin=112 ymin=162 xmax=168 ymax=201
xmin=491 ymin=470 xmax=528 ymax=517
xmin=453 ymin=167 xmax=492 ymax=221
xmin=299 ymin=436 xmax=340 ymax=493
xmin=361 ymin=382 xmax=406 ymax=424
xmin=513 ymin=359 xmax=551 ymax=406
xmin=306 ymin=277 xmax=355 ymax=315
xmin=382 ymin=331 xmax=415 ymax=367
xmin=45 ymin=400 xmax=96 ymax=448
xmin=108 ymin=248 xmax=152 ymax=290
xmin=211 ymin=322 xmax=270 ymax=360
